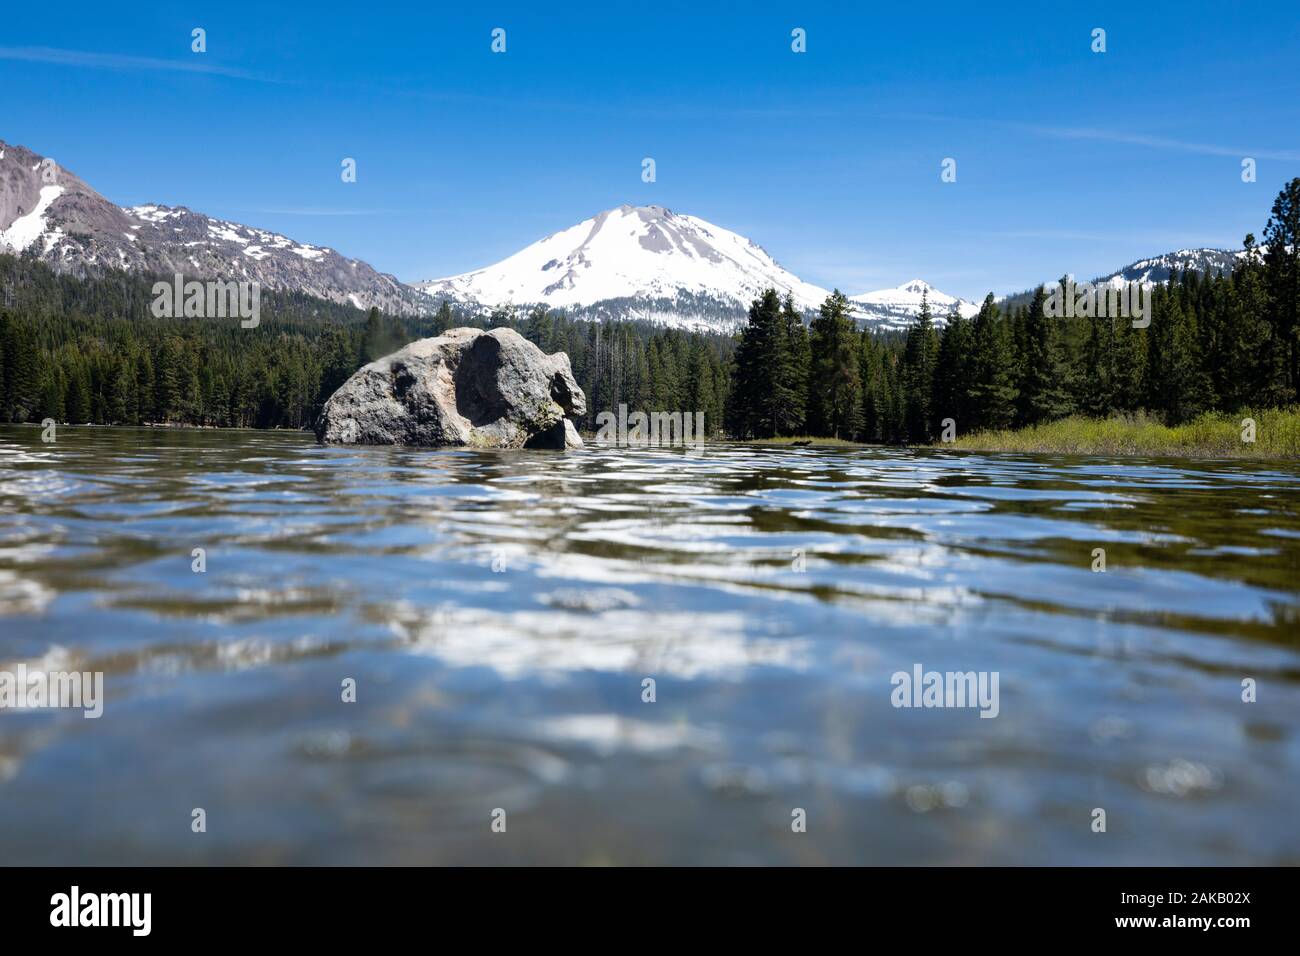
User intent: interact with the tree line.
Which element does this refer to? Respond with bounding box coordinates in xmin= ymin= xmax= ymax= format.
xmin=0 ymin=255 xmax=733 ymax=433
xmin=2 ymin=176 xmax=1296 ymax=442
xmin=728 ymin=177 xmax=1300 ymax=442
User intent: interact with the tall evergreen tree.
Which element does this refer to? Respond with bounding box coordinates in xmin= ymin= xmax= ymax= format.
xmin=1263 ymin=177 xmax=1300 ymax=401
xmin=931 ymin=304 xmax=971 ymax=437
xmin=776 ymin=294 xmax=810 ymax=435
xmin=806 ymin=291 xmax=862 ymax=439
xmin=1015 ymin=287 xmax=1072 ymax=426
xmin=728 ymin=289 xmax=790 ymax=437
xmin=967 ymin=294 xmax=1018 ymax=429
xmin=901 ymin=292 xmax=940 ymax=442
xmin=1149 ymin=278 xmax=1210 ymax=423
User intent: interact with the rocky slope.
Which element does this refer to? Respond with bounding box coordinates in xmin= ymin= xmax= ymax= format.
xmin=0 ymin=139 xmax=427 ymax=314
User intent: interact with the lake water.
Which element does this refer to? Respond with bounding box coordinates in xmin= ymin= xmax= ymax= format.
xmin=0 ymin=425 xmax=1297 ymax=865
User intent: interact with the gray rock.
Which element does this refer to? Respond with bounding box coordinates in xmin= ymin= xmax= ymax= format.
xmin=315 ymin=327 xmax=586 ymax=449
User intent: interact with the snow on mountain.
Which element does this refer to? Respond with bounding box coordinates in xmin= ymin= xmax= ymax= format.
xmin=0 ymin=138 xmax=426 ymax=314
xmin=3 ymin=137 xmax=1260 ymax=331
xmin=415 ymin=204 xmax=831 ymax=329
xmin=1095 ymin=248 xmax=1246 ymax=287
xmin=848 ymin=279 xmax=979 ymax=330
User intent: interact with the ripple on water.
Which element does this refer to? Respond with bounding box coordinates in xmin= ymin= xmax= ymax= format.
xmin=0 ymin=426 xmax=1297 ymax=864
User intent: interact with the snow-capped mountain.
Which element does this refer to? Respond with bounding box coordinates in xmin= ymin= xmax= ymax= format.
xmin=1095 ymin=248 xmax=1246 ymax=287
xmin=415 ymin=204 xmax=831 ymax=329
xmin=0 ymin=139 xmax=426 ymax=314
xmin=3 ymin=137 xmax=1260 ymax=332
xmin=849 ymin=279 xmax=979 ymax=330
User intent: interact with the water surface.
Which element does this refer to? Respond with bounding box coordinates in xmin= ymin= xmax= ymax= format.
xmin=1 ymin=425 xmax=1297 ymax=864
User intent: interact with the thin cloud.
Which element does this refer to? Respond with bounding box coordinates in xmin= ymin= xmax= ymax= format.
xmin=883 ymin=111 xmax=1300 ymax=163
xmin=0 ymin=46 xmax=285 ymax=83
xmin=1028 ymin=124 xmax=1300 ymax=162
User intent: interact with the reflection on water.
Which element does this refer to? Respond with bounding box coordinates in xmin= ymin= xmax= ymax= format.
xmin=0 ymin=425 xmax=1297 ymax=864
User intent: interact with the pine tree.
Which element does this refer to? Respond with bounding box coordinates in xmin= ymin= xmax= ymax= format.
xmin=806 ymin=291 xmax=862 ymax=439
xmin=931 ymin=304 xmax=971 ymax=437
xmin=0 ymin=313 xmax=39 ymax=422
xmin=859 ymin=332 xmax=885 ymax=442
xmin=361 ymin=306 xmax=386 ymax=362
xmin=36 ymin=369 xmax=64 ymax=422
xmin=729 ymin=289 xmax=788 ymax=437
xmin=1231 ymin=234 xmax=1283 ymax=408
xmin=64 ymin=362 xmax=91 ymax=423
xmin=899 ymin=292 xmax=939 ymax=442
xmin=775 ymin=295 xmax=809 ymax=435
xmin=968 ymin=294 xmax=1018 ymax=429
xmin=1263 ymin=177 xmax=1300 ymax=401
xmin=107 ymin=358 xmax=131 ymax=423
xmin=434 ymin=301 xmax=455 ymax=334
xmin=1081 ymin=311 xmax=1116 ymax=416
xmin=1150 ymin=281 xmax=1210 ymax=424
xmin=1015 ymin=287 xmax=1072 ymax=426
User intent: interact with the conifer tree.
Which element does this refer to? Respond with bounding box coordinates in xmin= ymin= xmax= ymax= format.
xmin=776 ymin=294 xmax=810 ymax=435
xmin=1263 ymin=177 xmax=1300 ymax=400
xmin=931 ymin=305 xmax=971 ymax=437
xmin=859 ymin=333 xmax=885 ymax=442
xmin=1015 ymin=287 xmax=1072 ymax=426
xmin=433 ymin=300 xmax=455 ymax=334
xmin=1149 ymin=279 xmax=1210 ymax=424
xmin=1231 ymin=234 xmax=1283 ymax=407
xmin=967 ymin=294 xmax=1018 ymax=429
xmin=729 ymin=289 xmax=787 ymax=437
xmin=806 ymin=291 xmax=862 ymax=439
xmin=900 ymin=292 xmax=939 ymax=442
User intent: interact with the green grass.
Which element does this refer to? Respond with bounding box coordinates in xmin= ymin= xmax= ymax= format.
xmin=943 ymin=407 xmax=1300 ymax=458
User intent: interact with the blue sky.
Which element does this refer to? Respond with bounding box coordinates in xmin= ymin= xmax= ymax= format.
xmin=2 ymin=1 xmax=1297 ymax=300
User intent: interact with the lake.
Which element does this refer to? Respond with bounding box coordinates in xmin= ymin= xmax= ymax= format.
xmin=0 ymin=425 xmax=1297 ymax=864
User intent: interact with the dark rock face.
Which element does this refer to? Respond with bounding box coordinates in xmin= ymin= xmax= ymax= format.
xmin=315 ymin=327 xmax=585 ymax=449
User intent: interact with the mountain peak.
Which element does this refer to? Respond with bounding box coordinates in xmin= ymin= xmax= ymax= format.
xmin=416 ymin=205 xmax=829 ymax=328
xmin=849 ymin=279 xmax=978 ymax=330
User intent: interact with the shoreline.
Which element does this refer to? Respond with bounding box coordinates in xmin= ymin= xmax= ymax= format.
xmin=7 ymin=412 xmax=1300 ymax=461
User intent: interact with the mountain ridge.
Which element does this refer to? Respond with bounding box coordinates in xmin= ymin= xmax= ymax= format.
xmin=0 ymin=139 xmax=427 ymax=315
xmin=0 ymin=137 xmax=1248 ymax=331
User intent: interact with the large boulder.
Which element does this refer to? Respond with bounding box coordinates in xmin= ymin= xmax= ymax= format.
xmin=315 ymin=327 xmax=585 ymax=449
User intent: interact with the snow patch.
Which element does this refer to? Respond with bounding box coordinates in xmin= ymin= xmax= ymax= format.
xmin=0 ymin=185 xmax=65 ymax=252
xmin=208 ymin=223 xmax=250 ymax=245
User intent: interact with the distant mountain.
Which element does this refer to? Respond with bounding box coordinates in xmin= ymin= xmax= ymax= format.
xmin=1 ymin=136 xmax=1258 ymax=332
xmin=415 ymin=204 xmax=831 ymax=330
xmin=848 ymin=279 xmax=979 ymax=330
xmin=0 ymin=139 xmax=426 ymax=314
xmin=997 ymin=247 xmax=1249 ymax=311
xmin=1094 ymin=248 xmax=1245 ymax=286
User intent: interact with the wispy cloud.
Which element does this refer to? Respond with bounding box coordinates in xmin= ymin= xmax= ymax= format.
xmin=883 ymin=110 xmax=1300 ymax=163
xmin=1025 ymin=124 xmax=1300 ymax=162
xmin=0 ymin=46 xmax=284 ymax=83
